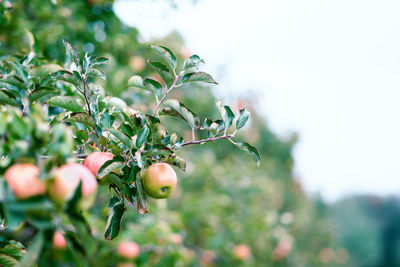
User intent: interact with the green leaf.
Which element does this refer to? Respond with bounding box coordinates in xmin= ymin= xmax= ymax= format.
xmin=104 ymin=197 xmax=125 ymax=240
xmin=159 ymin=99 xmax=199 ymax=130
xmin=136 ymin=126 xmax=149 ymax=150
xmin=0 ymin=77 xmax=25 ymax=89
xmin=98 ymin=160 xmax=125 ymax=179
xmin=0 ymin=240 xmax=26 ymax=266
xmin=9 ymin=62 xmax=28 ymax=83
xmin=0 ymin=91 xmax=17 ymax=106
xmin=165 ymin=156 xmax=186 ymax=171
xmin=47 ymin=96 xmax=85 ymax=112
xmin=63 ymin=40 xmax=80 ymax=68
xmin=0 ymin=240 xmax=25 ymax=260
xmin=148 ymin=61 xmax=172 ymax=84
xmin=182 ymin=71 xmax=218 ymax=84
xmin=136 ymin=173 xmax=148 ymax=214
xmin=87 ymin=68 xmax=105 ymax=80
xmin=223 ymin=105 xmax=235 ymax=130
xmin=108 ymin=128 xmax=133 ymax=149
xmin=66 ymin=112 xmax=95 ymax=128
xmin=51 ymin=70 xmax=81 ymax=87
xmin=65 ymin=182 xmax=83 ymax=216
xmin=127 ymin=75 xmax=149 ymax=91
xmin=217 ymin=102 xmax=235 ymax=130
xmin=18 ymin=231 xmax=44 ymax=267
xmin=144 ymin=78 xmax=162 ymax=97
xmin=236 ymin=108 xmax=250 ymax=130
xmin=183 ymin=54 xmax=204 ymax=69
xmin=102 ymin=173 xmax=125 ymax=188
xmin=30 ymin=64 xmax=62 ymax=79
xmin=90 ymin=56 xmax=109 ymax=66
xmin=150 ymin=45 xmax=177 ymax=70
xmin=233 ymin=141 xmax=261 ymax=166
xmin=29 ymin=87 xmax=59 ymax=103
xmin=200 ymin=118 xmax=224 ymax=135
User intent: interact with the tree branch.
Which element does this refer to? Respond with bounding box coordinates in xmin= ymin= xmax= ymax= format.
xmin=40 ymin=153 xmax=88 ymax=159
xmin=152 ymin=74 xmax=181 ymax=116
xmin=181 ymin=134 xmax=233 ymax=147
xmin=82 ymin=77 xmax=99 ymax=137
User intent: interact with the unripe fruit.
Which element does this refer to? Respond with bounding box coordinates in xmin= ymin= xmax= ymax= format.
xmin=141 ymin=163 xmax=177 ymax=199
xmin=84 ymin=152 xmax=114 ymax=176
xmin=233 ymin=244 xmax=251 ymax=260
xmin=4 ymin=163 xmax=46 ymax=199
xmin=53 ymin=231 xmax=67 ymax=250
xmin=49 ymin=163 xmax=97 ymax=209
xmin=118 ymin=241 xmax=140 ymax=260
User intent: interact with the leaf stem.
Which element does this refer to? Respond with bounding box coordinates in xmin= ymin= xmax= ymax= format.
xmin=182 ymin=134 xmax=233 ymax=147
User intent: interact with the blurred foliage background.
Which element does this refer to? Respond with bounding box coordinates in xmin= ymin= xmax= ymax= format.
xmin=1 ymin=0 xmax=397 ymax=266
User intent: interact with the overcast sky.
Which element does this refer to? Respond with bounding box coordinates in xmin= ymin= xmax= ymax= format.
xmin=114 ymin=0 xmax=400 ymax=201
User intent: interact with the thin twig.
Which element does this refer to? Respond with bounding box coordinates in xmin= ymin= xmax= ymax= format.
xmin=82 ymin=77 xmax=99 ymax=137
xmin=181 ymin=134 xmax=233 ymax=147
xmin=152 ymin=74 xmax=182 ymax=116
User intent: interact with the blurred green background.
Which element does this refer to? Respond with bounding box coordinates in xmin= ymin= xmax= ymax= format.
xmin=1 ymin=0 xmax=399 ymax=266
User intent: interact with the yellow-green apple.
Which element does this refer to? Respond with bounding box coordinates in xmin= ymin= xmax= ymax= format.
xmin=141 ymin=163 xmax=177 ymax=199
xmin=4 ymin=163 xmax=46 ymax=199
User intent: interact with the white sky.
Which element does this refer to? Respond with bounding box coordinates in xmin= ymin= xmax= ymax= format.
xmin=114 ymin=0 xmax=400 ymax=201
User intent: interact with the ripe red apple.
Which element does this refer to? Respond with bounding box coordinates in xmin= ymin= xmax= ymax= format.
xmin=271 ymin=240 xmax=292 ymax=261
xmin=118 ymin=241 xmax=140 ymax=260
xmin=53 ymin=231 xmax=67 ymax=250
xmin=4 ymin=163 xmax=46 ymax=199
xmin=83 ymin=152 xmax=114 ymax=176
xmin=141 ymin=163 xmax=177 ymax=199
xmin=169 ymin=233 xmax=183 ymax=245
xmin=49 ymin=163 xmax=97 ymax=209
xmin=233 ymin=244 xmax=251 ymax=260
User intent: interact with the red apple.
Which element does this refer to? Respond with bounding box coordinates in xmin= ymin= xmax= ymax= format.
xmin=84 ymin=152 xmax=114 ymax=176
xmin=53 ymin=231 xmax=67 ymax=250
xmin=49 ymin=163 xmax=97 ymax=209
xmin=233 ymin=244 xmax=251 ymax=260
xmin=118 ymin=241 xmax=140 ymax=260
xmin=4 ymin=163 xmax=46 ymax=199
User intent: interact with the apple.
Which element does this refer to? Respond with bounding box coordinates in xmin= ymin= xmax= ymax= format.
xmin=118 ymin=241 xmax=140 ymax=260
xmin=233 ymin=244 xmax=251 ymax=260
xmin=169 ymin=233 xmax=183 ymax=245
xmin=117 ymin=263 xmax=136 ymax=267
xmin=271 ymin=240 xmax=292 ymax=261
xmin=49 ymin=163 xmax=97 ymax=209
xmin=84 ymin=152 xmax=114 ymax=176
xmin=200 ymin=250 xmax=216 ymax=267
xmin=141 ymin=163 xmax=177 ymax=199
xmin=4 ymin=163 xmax=46 ymax=199
xmin=53 ymin=231 xmax=67 ymax=250
xmin=129 ymin=55 xmax=146 ymax=72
